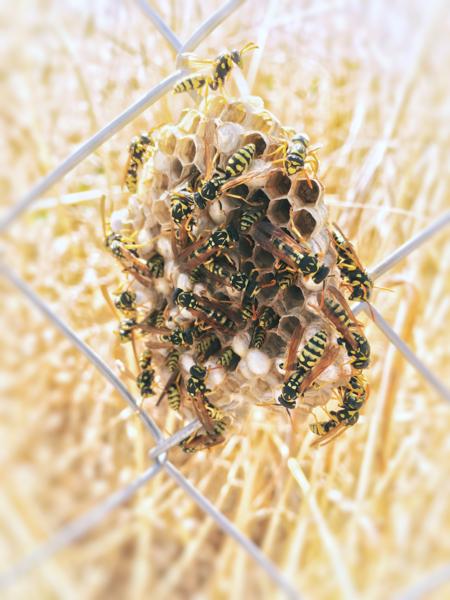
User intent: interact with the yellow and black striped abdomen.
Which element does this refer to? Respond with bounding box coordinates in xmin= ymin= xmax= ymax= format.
xmin=326 ymin=298 xmax=352 ymax=328
xmin=298 ymin=330 xmax=327 ymax=369
xmin=166 ymin=348 xmax=180 ymax=373
xmin=174 ymin=74 xmax=208 ymax=94
xmin=224 ymin=143 xmax=256 ymax=179
xmin=167 ymin=379 xmax=182 ymax=411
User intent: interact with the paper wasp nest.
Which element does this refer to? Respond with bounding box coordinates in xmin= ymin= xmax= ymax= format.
xmin=108 ymin=94 xmax=371 ymax=451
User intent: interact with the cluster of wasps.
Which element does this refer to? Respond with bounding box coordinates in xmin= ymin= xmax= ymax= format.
xmin=103 ymin=43 xmax=373 ymax=452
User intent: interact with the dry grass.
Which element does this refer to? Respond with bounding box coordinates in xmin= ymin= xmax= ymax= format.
xmin=1 ymin=0 xmax=449 ymax=599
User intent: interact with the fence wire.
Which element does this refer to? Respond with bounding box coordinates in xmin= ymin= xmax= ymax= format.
xmin=0 ymin=1 xmax=449 ymax=599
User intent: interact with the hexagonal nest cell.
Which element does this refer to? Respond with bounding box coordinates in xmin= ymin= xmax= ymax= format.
xmin=104 ymin=94 xmax=372 ymax=452
xmin=290 ymin=178 xmax=322 ymax=207
xmin=291 ymin=208 xmax=317 ymax=239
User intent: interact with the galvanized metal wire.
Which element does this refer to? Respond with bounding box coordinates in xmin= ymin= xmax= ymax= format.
xmin=0 ymin=2 xmax=449 ymax=599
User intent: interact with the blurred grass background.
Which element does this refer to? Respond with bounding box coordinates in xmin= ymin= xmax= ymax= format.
xmin=0 ymin=0 xmax=449 ymax=598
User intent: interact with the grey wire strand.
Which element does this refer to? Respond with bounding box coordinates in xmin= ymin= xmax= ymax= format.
xmin=0 ymin=262 xmax=164 ymax=441
xmin=134 ymin=0 xmax=183 ymax=52
xmin=394 ymin=563 xmax=450 ymax=600
xmin=363 ymin=304 xmax=450 ymax=403
xmin=0 ymin=463 xmax=163 ymax=588
xmin=369 ymin=210 xmax=450 ymax=280
xmin=0 ymin=0 xmax=245 ymax=233
xmin=179 ymin=0 xmax=246 ymax=55
xmin=148 ymin=418 xmax=202 ymax=459
xmin=164 ymin=461 xmax=302 ymax=600
xmin=0 ymin=71 xmax=184 ymax=233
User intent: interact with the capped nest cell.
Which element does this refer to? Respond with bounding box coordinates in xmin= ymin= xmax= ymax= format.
xmin=104 ymin=93 xmax=373 ymax=452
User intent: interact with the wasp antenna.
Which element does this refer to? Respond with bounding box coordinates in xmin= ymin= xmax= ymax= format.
xmin=131 ymin=331 xmax=140 ymax=370
xmin=100 ymin=284 xmax=119 ymax=319
xmin=241 ymin=41 xmax=259 ymax=54
xmin=100 ymin=194 xmax=108 ymax=239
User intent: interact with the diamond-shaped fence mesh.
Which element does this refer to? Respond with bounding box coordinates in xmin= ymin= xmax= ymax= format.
xmin=0 ymin=1 xmax=449 ymax=598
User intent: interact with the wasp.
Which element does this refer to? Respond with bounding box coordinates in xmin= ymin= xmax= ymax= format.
xmin=144 ymin=304 xmax=167 ymax=329
xmin=170 ymin=191 xmax=194 ymax=225
xmin=340 ymin=373 xmax=368 ymax=412
xmin=119 ymin=313 xmax=170 ymax=342
xmin=321 ymin=288 xmax=363 ymax=351
xmin=105 ymin=230 xmax=162 ymax=286
xmin=196 ymin=333 xmax=222 ymax=362
xmin=191 ymin=395 xmax=228 ymax=440
xmin=250 ymin=325 xmax=266 ymax=349
xmin=138 ymin=348 xmax=153 ymax=370
xmin=278 ymin=330 xmax=329 ymax=409
xmin=186 ymin=364 xmax=228 ymax=439
xmin=296 ymin=329 xmax=328 ymax=370
xmin=239 ymin=206 xmax=267 ymax=233
xmin=259 ymin=306 xmax=280 ymax=330
xmin=101 ymin=195 xmax=138 ymax=259
xmin=204 ymin=255 xmax=234 ymax=279
xmin=114 ymin=290 xmax=137 ymax=316
xmin=166 ymin=348 xmax=181 ymax=373
xmin=251 ymin=221 xmax=329 ymax=284
xmin=102 ymin=196 xmax=163 ymax=284
xmin=209 ymin=43 xmax=258 ymax=91
xmin=192 ymin=175 xmax=225 ymax=209
xmin=250 ymin=306 xmax=280 ymax=349
xmin=223 ymin=143 xmax=256 ymax=179
xmin=217 ymin=347 xmax=241 ymax=371
xmin=189 ymin=254 xmax=233 ymax=284
xmin=156 ymin=350 xmax=182 ymax=411
xmin=284 ymin=133 xmax=319 ymax=176
xmin=146 ymin=253 xmax=164 ymax=278
xmin=179 ymin=430 xmax=226 ymax=453
xmin=274 ymin=260 xmax=297 ymax=290
xmin=310 ymin=373 xmax=368 ymax=443
xmin=173 ymin=289 xmax=199 ymax=311
xmin=173 ymin=289 xmax=235 ymax=333
xmin=192 ymin=143 xmax=256 ymax=209
xmin=173 ymin=74 xmax=209 ymax=94
xmin=337 ymin=331 xmax=371 ymax=370
xmin=309 ymin=417 xmax=338 ymax=437
xmin=189 ymin=265 xmax=207 ymax=284
xmin=186 ymin=365 xmax=220 ymax=437
xmin=278 ymin=366 xmax=308 ymax=409
xmin=241 ymin=295 xmax=258 ymax=321
xmin=118 ymin=318 xmax=137 ymax=343
xmin=161 ymin=322 xmax=206 ymax=347
xmin=179 ymin=223 xmax=240 ymax=269
xmin=331 ymin=223 xmax=373 ymax=302
xmin=235 ymin=268 xmax=261 ymax=321
xmin=173 ymin=42 xmax=258 ymax=96
xmin=229 ymin=270 xmax=259 ymax=299
xmin=186 ymin=364 xmax=208 ymax=395
xmin=136 ymin=368 xmax=155 ymax=397
xmin=271 ymin=132 xmax=319 ymax=178
xmin=125 ymin=132 xmax=155 ymax=193
xmin=229 ymin=271 xmax=250 ymax=292
xmin=166 ymin=375 xmax=183 ymax=412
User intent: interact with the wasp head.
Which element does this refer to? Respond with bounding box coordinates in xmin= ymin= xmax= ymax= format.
xmin=231 ymin=49 xmax=242 ymax=66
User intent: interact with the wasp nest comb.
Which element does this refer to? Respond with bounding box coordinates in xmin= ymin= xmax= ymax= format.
xmin=104 ymin=82 xmax=372 ymax=452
